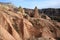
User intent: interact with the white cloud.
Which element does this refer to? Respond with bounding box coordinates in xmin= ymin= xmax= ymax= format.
xmin=9 ymin=0 xmax=60 ymax=8
xmin=29 ymin=0 xmax=60 ymax=8
xmin=38 ymin=0 xmax=60 ymax=8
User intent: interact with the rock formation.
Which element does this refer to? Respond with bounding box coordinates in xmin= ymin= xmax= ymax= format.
xmin=0 ymin=2 xmax=60 ymax=40
xmin=24 ymin=8 xmax=60 ymax=22
xmin=40 ymin=13 xmax=51 ymax=20
xmin=33 ymin=6 xmax=40 ymax=18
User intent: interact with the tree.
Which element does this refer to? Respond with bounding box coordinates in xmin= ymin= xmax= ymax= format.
xmin=18 ymin=6 xmax=25 ymax=13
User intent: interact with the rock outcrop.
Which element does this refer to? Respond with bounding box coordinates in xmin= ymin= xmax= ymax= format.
xmin=33 ymin=6 xmax=40 ymax=18
xmin=0 ymin=2 xmax=60 ymax=40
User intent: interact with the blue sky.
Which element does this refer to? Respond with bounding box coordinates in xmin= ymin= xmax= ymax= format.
xmin=0 ymin=0 xmax=60 ymax=9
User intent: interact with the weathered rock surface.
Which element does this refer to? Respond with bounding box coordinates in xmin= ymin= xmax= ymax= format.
xmin=0 ymin=3 xmax=60 ymax=40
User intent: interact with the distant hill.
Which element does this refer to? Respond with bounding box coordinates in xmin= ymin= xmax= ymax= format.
xmin=0 ymin=2 xmax=16 ymax=8
xmin=24 ymin=8 xmax=60 ymax=22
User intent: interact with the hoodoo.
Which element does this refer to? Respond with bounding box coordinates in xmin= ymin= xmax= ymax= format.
xmin=34 ymin=6 xmax=40 ymax=18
